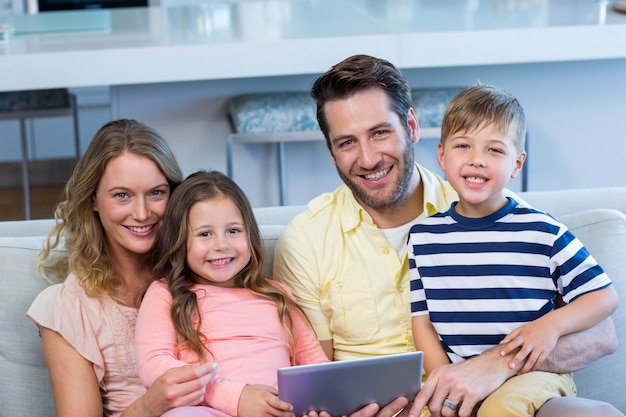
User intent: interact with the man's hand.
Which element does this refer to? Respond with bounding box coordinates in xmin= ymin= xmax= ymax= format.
xmin=368 ymin=397 xmax=410 ymax=417
xmin=309 ymin=396 xmax=410 ymax=417
xmin=408 ymin=348 xmax=518 ymax=417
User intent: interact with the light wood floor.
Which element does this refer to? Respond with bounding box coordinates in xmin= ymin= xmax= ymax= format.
xmin=0 ymin=158 xmax=75 ymax=221
xmin=0 ymin=185 xmax=65 ymax=221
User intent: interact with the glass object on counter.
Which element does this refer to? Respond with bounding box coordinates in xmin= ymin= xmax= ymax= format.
xmin=36 ymin=0 xmax=147 ymax=12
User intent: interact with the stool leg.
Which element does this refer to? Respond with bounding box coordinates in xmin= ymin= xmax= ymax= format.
xmin=278 ymin=141 xmax=287 ymax=206
xmin=521 ymin=131 xmax=529 ymax=192
xmin=226 ymin=137 xmax=234 ymax=178
xmin=19 ymin=118 xmax=32 ymax=220
xmin=70 ymin=93 xmax=81 ymax=159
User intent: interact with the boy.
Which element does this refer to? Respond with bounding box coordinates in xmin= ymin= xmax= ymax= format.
xmin=407 ymin=84 xmax=618 ymax=417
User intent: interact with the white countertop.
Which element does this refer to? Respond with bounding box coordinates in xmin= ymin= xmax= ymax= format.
xmin=1 ymin=0 xmax=626 ymax=92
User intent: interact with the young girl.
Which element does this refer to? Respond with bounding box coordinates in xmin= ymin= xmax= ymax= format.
xmin=135 ymin=170 xmax=329 ymax=417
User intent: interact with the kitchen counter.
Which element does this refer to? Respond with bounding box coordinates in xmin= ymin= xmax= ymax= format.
xmin=2 ymin=0 xmax=625 ymax=208
xmin=1 ymin=0 xmax=626 ymax=92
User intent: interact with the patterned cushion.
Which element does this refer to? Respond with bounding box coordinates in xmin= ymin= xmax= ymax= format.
xmin=229 ymin=92 xmax=320 ymax=134
xmin=229 ymin=87 xmax=467 ymax=134
xmin=411 ymin=87 xmax=466 ymax=128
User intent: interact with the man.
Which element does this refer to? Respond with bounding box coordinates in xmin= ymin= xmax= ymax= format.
xmin=273 ymin=54 xmax=620 ymax=417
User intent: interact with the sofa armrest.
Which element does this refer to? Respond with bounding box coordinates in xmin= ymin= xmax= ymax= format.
xmin=557 ymin=209 xmax=626 ymax=410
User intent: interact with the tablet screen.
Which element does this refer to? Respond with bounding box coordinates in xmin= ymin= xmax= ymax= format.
xmin=277 ymin=351 xmax=423 ymax=416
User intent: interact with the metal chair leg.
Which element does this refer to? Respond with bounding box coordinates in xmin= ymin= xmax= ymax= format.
xmin=19 ymin=118 xmax=32 ymax=220
xmin=277 ymin=141 xmax=287 ymax=206
xmin=70 ymin=93 xmax=81 ymax=159
xmin=521 ymin=131 xmax=529 ymax=192
xmin=226 ymin=137 xmax=234 ymax=178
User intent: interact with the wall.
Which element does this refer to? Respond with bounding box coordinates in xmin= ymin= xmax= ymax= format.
xmin=110 ymin=57 xmax=626 ymax=207
xmin=4 ymin=57 xmax=624 ymax=207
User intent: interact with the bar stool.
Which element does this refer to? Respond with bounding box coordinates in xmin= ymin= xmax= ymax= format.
xmin=226 ymin=92 xmax=322 ymax=206
xmin=0 ymin=89 xmax=80 ymax=219
xmin=411 ymin=87 xmax=466 ymax=139
xmin=226 ymin=87 xmax=527 ymax=206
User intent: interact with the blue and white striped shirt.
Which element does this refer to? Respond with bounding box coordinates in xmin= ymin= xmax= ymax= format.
xmin=408 ymin=198 xmax=612 ymax=363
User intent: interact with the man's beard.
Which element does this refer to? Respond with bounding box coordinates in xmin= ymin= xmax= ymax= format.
xmin=336 ymin=140 xmax=415 ymax=211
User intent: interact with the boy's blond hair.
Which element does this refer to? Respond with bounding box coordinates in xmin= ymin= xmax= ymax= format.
xmin=441 ymin=84 xmax=526 ymax=154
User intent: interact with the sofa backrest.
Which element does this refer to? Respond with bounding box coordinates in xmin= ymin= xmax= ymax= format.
xmin=555 ymin=209 xmax=626 ymax=410
xmin=520 ymin=186 xmax=626 ymax=217
xmin=0 ymin=236 xmax=57 ymax=417
xmin=0 ymin=219 xmax=55 ymax=237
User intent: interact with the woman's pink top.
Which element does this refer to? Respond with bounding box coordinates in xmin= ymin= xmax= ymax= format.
xmin=136 ymin=279 xmax=329 ymax=417
xmin=26 ymin=273 xmax=145 ymax=417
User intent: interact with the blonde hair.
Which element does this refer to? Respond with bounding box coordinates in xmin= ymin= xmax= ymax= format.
xmin=37 ymin=119 xmax=183 ymax=299
xmin=441 ymin=84 xmax=526 ymax=154
xmin=153 ymin=170 xmax=306 ymax=362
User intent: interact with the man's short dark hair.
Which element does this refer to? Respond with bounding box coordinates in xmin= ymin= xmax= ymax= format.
xmin=311 ymin=54 xmax=413 ymax=148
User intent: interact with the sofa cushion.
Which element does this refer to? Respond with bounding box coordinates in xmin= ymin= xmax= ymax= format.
xmin=557 ymin=209 xmax=626 ymax=411
xmin=0 ymin=236 xmax=57 ymax=417
xmin=229 ymin=92 xmax=319 ymax=134
xmin=260 ymin=224 xmax=285 ymax=279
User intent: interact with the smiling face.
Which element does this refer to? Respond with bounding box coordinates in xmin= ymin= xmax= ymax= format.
xmin=186 ymin=196 xmax=251 ymax=288
xmin=324 ymin=86 xmax=419 ymax=212
xmin=92 ymin=152 xmax=171 ymax=260
xmin=438 ymin=122 xmax=526 ymax=218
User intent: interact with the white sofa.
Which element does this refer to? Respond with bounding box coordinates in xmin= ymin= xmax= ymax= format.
xmin=1 ymin=187 xmax=626 ymax=417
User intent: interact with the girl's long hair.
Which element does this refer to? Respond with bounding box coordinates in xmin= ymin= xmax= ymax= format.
xmin=37 ymin=119 xmax=183 ymax=299
xmin=153 ymin=170 xmax=306 ymax=362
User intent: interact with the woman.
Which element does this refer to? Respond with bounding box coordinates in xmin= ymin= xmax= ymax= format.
xmin=27 ymin=119 xmax=218 ymax=417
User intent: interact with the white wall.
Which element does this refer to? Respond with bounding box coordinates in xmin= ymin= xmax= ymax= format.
xmin=403 ymin=59 xmax=626 ymax=192
xmin=5 ymin=57 xmax=623 ymax=208
xmin=1 ymin=0 xmax=23 ymax=14
xmin=109 ymin=58 xmax=626 ymax=207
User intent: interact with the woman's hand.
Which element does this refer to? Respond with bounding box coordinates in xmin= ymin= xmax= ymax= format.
xmin=129 ymin=363 xmax=218 ymax=417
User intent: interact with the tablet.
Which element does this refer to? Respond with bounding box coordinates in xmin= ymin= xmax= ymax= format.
xmin=277 ymin=351 xmax=423 ymax=416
